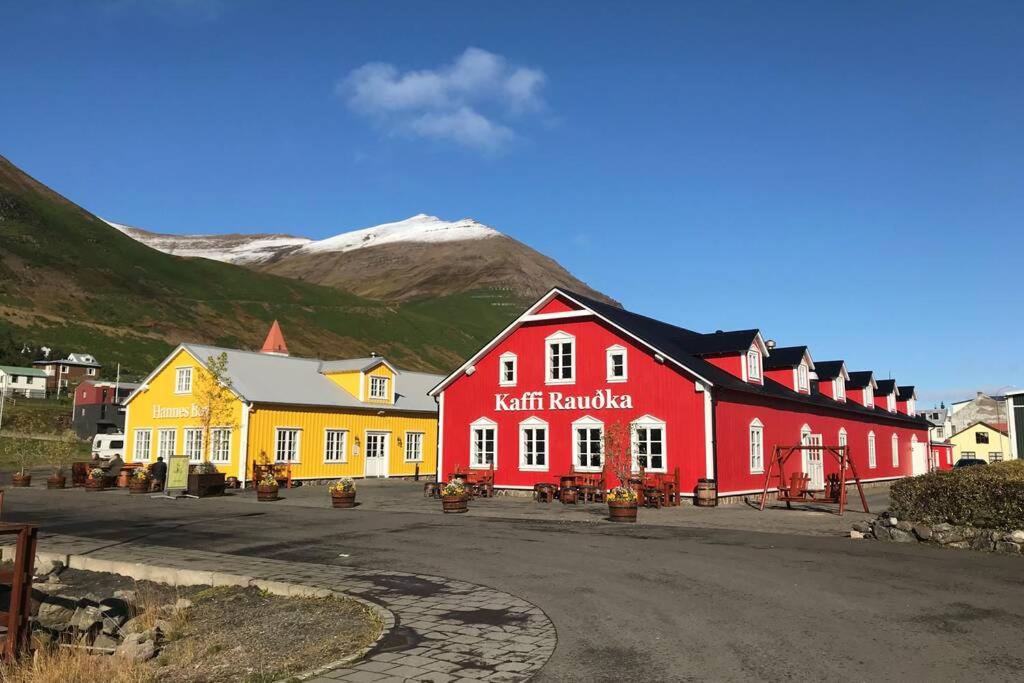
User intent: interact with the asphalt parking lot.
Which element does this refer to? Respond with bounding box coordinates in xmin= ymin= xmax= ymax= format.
xmin=5 ymin=480 xmax=1023 ymax=681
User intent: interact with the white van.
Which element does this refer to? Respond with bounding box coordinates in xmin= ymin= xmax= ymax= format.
xmin=91 ymin=433 xmax=126 ymax=459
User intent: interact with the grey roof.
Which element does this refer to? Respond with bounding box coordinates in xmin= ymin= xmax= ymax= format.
xmin=0 ymin=365 xmax=47 ymax=377
xmin=921 ymin=408 xmax=948 ymax=426
xmin=319 ymin=357 xmax=397 ymax=373
xmin=181 ymin=344 xmax=440 ymax=413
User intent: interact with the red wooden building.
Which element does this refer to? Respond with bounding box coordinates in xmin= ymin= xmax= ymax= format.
xmin=429 ymin=288 xmax=931 ymax=500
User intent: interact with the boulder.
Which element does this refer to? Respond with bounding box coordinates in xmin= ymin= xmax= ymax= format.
xmin=1008 ymin=530 xmax=1024 ymax=544
xmin=969 ymin=535 xmax=994 ymax=552
xmin=913 ymin=525 xmax=933 ymax=541
xmin=933 ymin=528 xmax=965 ymax=545
xmin=121 ymin=617 xmax=146 ymax=635
xmin=851 ymin=521 xmax=872 ymax=534
xmin=995 ymin=541 xmax=1021 ymax=555
xmin=872 ymin=521 xmax=892 ymax=541
xmin=115 ymin=633 xmax=156 ymax=662
xmin=890 ymin=529 xmax=916 ymax=543
xmin=92 ymin=633 xmax=119 ymax=651
xmin=33 ymin=558 xmax=64 ymax=579
xmin=72 ymin=604 xmax=103 ymax=632
xmin=887 ymin=516 xmax=899 ymax=527
xmin=850 ymin=530 xmax=865 ymax=540
xmin=113 ymin=589 xmax=137 ymax=605
xmin=36 ymin=598 xmax=76 ymax=630
xmin=947 ymin=541 xmax=971 ymax=549
xmin=895 ymin=521 xmax=914 ymax=532
xmin=932 ymin=523 xmax=954 ymax=533
xmin=99 ymin=598 xmax=131 ymax=633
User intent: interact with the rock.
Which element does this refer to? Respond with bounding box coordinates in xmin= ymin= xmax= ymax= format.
xmin=1008 ymin=530 xmax=1024 ymax=544
xmin=888 ymin=516 xmax=898 ymax=527
xmin=890 ymin=529 xmax=916 ymax=543
xmin=947 ymin=541 xmax=971 ymax=549
xmin=92 ymin=633 xmax=119 ymax=651
xmin=913 ymin=525 xmax=933 ymax=541
xmin=99 ymin=598 xmax=130 ymax=633
xmin=932 ymin=523 xmax=953 ymax=533
xmin=970 ymin=535 xmax=994 ymax=552
xmin=850 ymin=530 xmax=865 ymax=539
xmin=121 ymin=617 xmax=146 ymax=635
xmin=33 ymin=558 xmax=64 ymax=579
xmin=996 ymin=541 xmax=1021 ymax=554
xmin=174 ymin=598 xmax=193 ymax=611
xmin=142 ymin=627 xmax=161 ymax=643
xmin=154 ymin=619 xmax=171 ymax=635
xmin=933 ymin=528 xmax=965 ymax=545
xmin=963 ymin=527 xmax=980 ymax=540
xmin=852 ymin=521 xmax=872 ymax=534
xmin=872 ymin=521 xmax=892 ymax=541
xmin=72 ymin=604 xmax=103 ymax=632
xmin=115 ymin=633 xmax=156 ymax=662
xmin=36 ymin=599 xmax=76 ymax=630
xmin=896 ymin=521 xmax=914 ymax=532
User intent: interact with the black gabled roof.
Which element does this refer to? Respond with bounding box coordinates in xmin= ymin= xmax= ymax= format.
xmin=813 ymin=360 xmax=846 ymax=381
xmin=847 ymin=371 xmax=875 ymax=390
xmin=763 ymin=346 xmax=808 ymax=370
xmin=677 ymin=329 xmax=760 ymax=356
xmin=557 ymin=289 xmax=928 ymax=428
xmin=875 ymin=379 xmax=897 ymax=396
xmin=897 ymin=385 xmax=916 ymax=401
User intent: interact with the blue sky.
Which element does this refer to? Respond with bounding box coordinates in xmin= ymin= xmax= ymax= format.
xmin=2 ymin=1 xmax=1021 ymax=403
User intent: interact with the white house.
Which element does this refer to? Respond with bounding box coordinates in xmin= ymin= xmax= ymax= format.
xmin=0 ymin=365 xmax=48 ymax=399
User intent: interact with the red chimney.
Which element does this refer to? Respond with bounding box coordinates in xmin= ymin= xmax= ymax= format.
xmin=260 ymin=320 xmax=289 ymax=356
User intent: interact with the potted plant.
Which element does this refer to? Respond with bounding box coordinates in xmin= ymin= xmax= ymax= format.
xmin=129 ymin=468 xmax=151 ymax=494
xmin=256 ymin=472 xmax=279 ymax=502
xmin=440 ymin=480 xmax=469 ymax=513
xmin=329 ymin=478 xmax=357 ymax=508
xmin=603 ymin=422 xmax=639 ymax=523
xmin=11 ymin=444 xmax=38 ymax=488
xmin=45 ymin=431 xmax=77 ymax=489
xmin=188 ymin=461 xmax=226 ymax=497
xmin=85 ymin=467 xmax=107 ymax=491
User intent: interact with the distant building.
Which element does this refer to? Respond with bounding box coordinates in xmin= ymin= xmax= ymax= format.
xmin=1005 ymin=390 xmax=1023 ymax=460
xmin=949 ymin=392 xmax=1011 ymax=436
xmin=32 ymin=353 xmax=101 ymax=395
xmin=0 ymin=366 xmax=48 ymax=399
xmin=949 ymin=421 xmax=1011 ymax=464
xmin=920 ymin=406 xmax=951 ymax=442
xmin=71 ymin=379 xmax=141 ymax=438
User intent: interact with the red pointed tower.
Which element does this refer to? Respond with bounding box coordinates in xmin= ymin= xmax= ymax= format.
xmin=260 ymin=320 xmax=289 ymax=356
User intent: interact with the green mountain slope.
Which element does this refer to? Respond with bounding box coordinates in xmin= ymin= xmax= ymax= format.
xmin=0 ymin=155 xmax=529 ymax=378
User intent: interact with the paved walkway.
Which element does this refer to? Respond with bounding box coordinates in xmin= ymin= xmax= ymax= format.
xmin=9 ymin=533 xmax=556 ymax=683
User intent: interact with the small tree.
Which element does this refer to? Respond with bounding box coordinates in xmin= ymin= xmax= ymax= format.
xmin=44 ymin=430 xmax=79 ymax=476
xmin=603 ymin=421 xmax=637 ymax=501
xmin=194 ymin=353 xmax=237 ymax=470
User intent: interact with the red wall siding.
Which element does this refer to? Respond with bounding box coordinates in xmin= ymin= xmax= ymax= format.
xmin=931 ymin=443 xmax=954 ymax=471
xmin=535 ymin=296 xmax=579 ymax=315
xmin=714 ymin=390 xmax=928 ymax=495
xmin=765 ymin=368 xmax=795 ymax=391
xmin=440 ymin=317 xmax=708 ymax=489
xmin=706 ymin=354 xmax=743 ymax=378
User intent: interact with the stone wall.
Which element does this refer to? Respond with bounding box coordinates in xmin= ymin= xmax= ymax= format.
xmin=852 ymin=513 xmax=1024 ymax=555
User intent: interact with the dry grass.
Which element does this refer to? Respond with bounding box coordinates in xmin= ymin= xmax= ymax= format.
xmin=0 ymin=639 xmax=155 ymax=683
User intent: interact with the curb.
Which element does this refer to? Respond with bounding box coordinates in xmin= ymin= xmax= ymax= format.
xmin=6 ymin=547 xmax=396 ymax=681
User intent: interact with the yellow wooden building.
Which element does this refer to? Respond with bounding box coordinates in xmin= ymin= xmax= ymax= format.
xmin=123 ymin=335 xmax=442 ymax=485
xmin=949 ymin=421 xmax=1012 ymax=464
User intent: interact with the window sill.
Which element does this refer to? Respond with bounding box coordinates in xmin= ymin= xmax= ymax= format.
xmin=469 ymin=464 xmax=494 ymax=470
xmin=749 ymin=469 xmax=764 ymax=475
xmin=404 ymin=459 xmax=424 ymax=464
xmin=574 ymin=466 xmax=603 ymax=473
xmin=519 ymin=465 xmax=548 ymax=472
xmin=545 ymin=378 xmax=576 ymax=386
xmin=323 ymin=460 xmax=348 ymax=465
xmin=606 ymin=377 xmax=627 ymax=384
xmin=498 ymin=381 xmax=517 ymax=388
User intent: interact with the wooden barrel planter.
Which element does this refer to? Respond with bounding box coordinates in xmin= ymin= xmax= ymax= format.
xmin=441 ymin=495 xmax=469 ymax=513
xmin=694 ymin=478 xmax=718 ymax=507
xmin=331 ymin=491 xmax=356 ymax=509
xmin=129 ymin=479 xmax=150 ymax=494
xmin=116 ymin=470 xmax=133 ymax=488
xmin=257 ymin=484 xmax=279 ymax=502
xmin=85 ymin=478 xmax=106 ymax=492
xmin=46 ymin=475 xmax=66 ymax=490
xmin=11 ymin=473 xmax=31 ymax=488
xmin=607 ymin=500 xmax=638 ymax=523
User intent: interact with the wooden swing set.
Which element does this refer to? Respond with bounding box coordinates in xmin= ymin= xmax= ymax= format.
xmin=756 ymin=443 xmax=869 ymax=515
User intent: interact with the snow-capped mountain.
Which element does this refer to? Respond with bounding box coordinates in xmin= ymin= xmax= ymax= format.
xmin=108 ymin=214 xmax=614 ymax=304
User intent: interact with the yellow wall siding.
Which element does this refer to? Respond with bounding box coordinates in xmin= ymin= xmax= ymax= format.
xmin=247 ymin=403 xmax=437 ymax=479
xmin=364 ymin=363 xmax=396 ymax=405
xmin=324 ymin=370 xmax=362 ymax=399
xmin=123 ymin=348 xmax=245 ymax=474
xmin=950 ymin=424 xmax=1012 ymax=463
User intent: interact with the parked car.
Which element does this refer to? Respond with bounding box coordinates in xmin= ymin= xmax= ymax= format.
xmin=953 ymin=458 xmax=986 ymax=468
xmin=91 ymin=432 xmax=125 ymax=459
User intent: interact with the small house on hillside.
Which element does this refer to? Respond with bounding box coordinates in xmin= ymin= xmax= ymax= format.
xmin=32 ymin=353 xmax=101 ymax=395
xmin=0 ymin=366 xmax=48 ymax=399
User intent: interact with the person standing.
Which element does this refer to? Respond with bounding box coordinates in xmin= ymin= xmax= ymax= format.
xmin=150 ymin=456 xmax=167 ymax=492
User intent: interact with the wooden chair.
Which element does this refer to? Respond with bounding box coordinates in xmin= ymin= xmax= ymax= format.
xmin=535 ymin=483 xmax=556 ymax=503
xmin=0 ymin=523 xmax=37 ymax=660
xmin=642 ymin=486 xmax=664 ymax=509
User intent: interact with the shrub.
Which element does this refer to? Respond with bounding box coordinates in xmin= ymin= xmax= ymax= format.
xmin=890 ymin=461 xmax=1024 ymax=530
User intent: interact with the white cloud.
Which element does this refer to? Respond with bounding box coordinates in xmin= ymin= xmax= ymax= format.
xmin=340 ymin=48 xmax=546 ymax=152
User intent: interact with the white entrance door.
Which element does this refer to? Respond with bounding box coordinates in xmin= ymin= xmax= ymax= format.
xmin=364 ymin=432 xmax=389 ymax=478
xmin=911 ymin=438 xmax=927 ymax=476
xmin=803 ymin=433 xmax=824 ymax=490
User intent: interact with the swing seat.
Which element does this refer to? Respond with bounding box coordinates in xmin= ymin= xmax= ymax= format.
xmin=777 ymin=471 xmax=811 ymax=501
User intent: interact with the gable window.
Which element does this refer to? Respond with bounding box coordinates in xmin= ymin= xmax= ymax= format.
xmin=175 ymin=367 xmax=193 ymax=394
xmin=498 ymin=352 xmax=517 ymax=387
xmin=545 ymin=331 xmax=575 ymax=384
xmin=749 ymin=419 xmax=764 ymax=473
xmin=470 ymin=418 xmax=497 ymax=469
xmin=863 ymin=385 xmax=874 ymax=407
xmin=157 ymin=429 xmax=176 ymax=459
xmin=519 ymin=418 xmax=548 ymax=471
xmin=606 ymin=345 xmax=627 ymax=382
xmin=133 ymin=429 xmax=152 ymax=462
xmin=746 ymin=349 xmax=761 ymax=382
xmin=834 ymin=376 xmax=846 ymax=401
xmin=183 ymin=428 xmax=203 ymax=463
xmin=324 ymin=429 xmax=347 ymax=462
xmin=275 ymin=428 xmax=301 ymax=463
xmin=573 ymin=416 xmax=604 ymax=471
xmin=976 ymin=432 xmax=990 ymax=444
xmin=891 ymin=434 xmax=899 ymax=467
xmin=887 ymin=393 xmax=896 ymax=412
xmin=797 ymin=363 xmax=809 ymax=392
xmin=210 ymin=429 xmax=231 ymax=463
xmin=404 ymin=432 xmax=424 ymax=462
xmin=369 ymin=376 xmax=389 ymax=400
xmin=632 ymin=416 xmax=666 ymax=472
xmin=867 ymin=432 xmax=876 ymax=469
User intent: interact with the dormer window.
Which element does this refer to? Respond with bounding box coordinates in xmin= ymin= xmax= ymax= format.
xmin=887 ymin=393 xmax=896 ymax=413
xmin=796 ymin=363 xmax=809 ymax=392
xmin=545 ymin=331 xmax=575 ymax=385
xmin=606 ymin=345 xmax=627 ymax=382
xmin=369 ymin=376 xmax=389 ymax=400
xmin=834 ymin=376 xmax=846 ymax=401
xmin=499 ymin=352 xmax=517 ymax=387
xmin=746 ymin=349 xmax=761 ymax=382
xmin=864 ymin=385 xmax=873 ymax=407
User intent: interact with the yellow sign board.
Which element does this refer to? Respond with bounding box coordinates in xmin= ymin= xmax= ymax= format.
xmin=167 ymin=455 xmax=189 ymax=491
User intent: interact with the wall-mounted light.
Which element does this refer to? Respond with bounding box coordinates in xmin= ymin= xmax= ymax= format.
xmin=654 ymin=353 xmax=665 ymax=364
xmin=353 ymin=436 xmax=361 ymax=447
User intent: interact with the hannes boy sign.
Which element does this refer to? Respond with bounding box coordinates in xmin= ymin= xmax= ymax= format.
xmin=494 ymin=389 xmax=633 ymax=412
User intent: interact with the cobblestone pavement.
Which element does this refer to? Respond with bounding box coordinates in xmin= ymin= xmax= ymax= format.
xmin=11 ymin=533 xmax=556 ymax=683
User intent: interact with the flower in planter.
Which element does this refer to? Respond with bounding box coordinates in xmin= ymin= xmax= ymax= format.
xmin=89 ymin=467 xmax=106 ymax=480
xmin=606 ymin=486 xmax=638 ymax=503
xmin=133 ymin=468 xmax=151 ymax=481
xmin=259 ymin=472 xmax=279 ymax=489
xmin=441 ymin=481 xmax=467 ymax=497
xmin=195 ymin=461 xmax=219 ymax=475
xmin=329 ymin=478 xmax=356 ymax=494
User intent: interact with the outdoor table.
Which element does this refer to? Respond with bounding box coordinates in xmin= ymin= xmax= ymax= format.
xmin=559 ymin=475 xmax=577 ymax=488
xmin=577 ymin=484 xmax=598 ymax=503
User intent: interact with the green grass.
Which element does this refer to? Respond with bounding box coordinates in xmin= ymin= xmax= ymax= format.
xmin=0 ymin=397 xmax=73 ymax=434
xmin=0 ymin=434 xmax=89 ymax=472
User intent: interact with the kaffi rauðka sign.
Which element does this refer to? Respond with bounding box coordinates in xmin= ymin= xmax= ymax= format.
xmin=494 ymin=389 xmax=633 ymax=412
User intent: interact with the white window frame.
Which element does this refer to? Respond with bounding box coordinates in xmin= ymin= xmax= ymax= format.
xmin=749 ymin=418 xmax=764 ymax=473
xmin=887 ymin=393 xmax=896 ymax=413
xmin=834 ymin=376 xmax=846 ymax=402
xmin=863 ymin=385 xmax=874 ymax=407
xmin=86 ymin=367 xmax=96 ymax=376
xmin=868 ymin=431 xmax=877 ymax=469
xmin=573 ymin=416 xmax=604 ymax=472
xmin=404 ymin=431 xmax=424 ymax=463
xmin=631 ymin=415 xmax=667 ymax=473
xmin=469 ymin=417 xmax=497 ymax=469
xmin=891 ymin=433 xmax=899 ymax=467
xmin=183 ymin=427 xmax=204 ymax=463
xmin=518 ymin=417 xmax=548 ymax=471
xmin=796 ymin=363 xmax=809 ymax=392
xmin=175 ymin=366 xmax=193 ymax=394
xmin=133 ymin=429 xmax=152 ymax=462
xmin=369 ymin=375 xmax=389 ymax=400
xmin=324 ymin=429 xmax=348 ymax=463
xmin=60 ymin=365 xmax=69 ymax=374
xmin=275 ymin=427 xmax=301 ymax=464
xmin=746 ymin=348 xmax=762 ymax=383
xmin=605 ymin=345 xmax=628 ymax=383
xmin=838 ymin=428 xmax=848 ymax=468
xmin=210 ymin=428 xmax=231 ymax=463
xmin=498 ymin=352 xmax=518 ymax=387
xmin=545 ymin=331 xmax=576 ymax=385
xmin=157 ymin=428 xmax=177 ymax=460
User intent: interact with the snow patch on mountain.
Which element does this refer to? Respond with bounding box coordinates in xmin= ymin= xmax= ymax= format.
xmin=300 ymin=214 xmax=498 ymax=254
